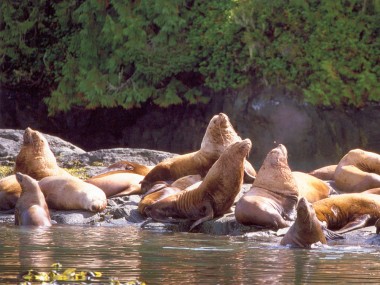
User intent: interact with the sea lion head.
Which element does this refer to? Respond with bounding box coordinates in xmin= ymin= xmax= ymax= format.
xmin=22 ymin=127 xmax=49 ymax=154
xmin=144 ymin=195 xmax=179 ymax=221
xmin=297 ymin=197 xmax=314 ymax=225
xmin=200 ymin=113 xmax=242 ymax=157
xmin=15 ymin=172 xmax=38 ymax=192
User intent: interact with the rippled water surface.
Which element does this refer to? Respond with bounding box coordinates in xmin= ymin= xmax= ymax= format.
xmin=1 ymin=224 xmax=380 ymax=284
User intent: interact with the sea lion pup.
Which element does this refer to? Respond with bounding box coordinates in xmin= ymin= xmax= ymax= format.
xmin=0 ymin=175 xmax=22 ymax=211
xmin=85 ymin=171 xmax=145 ymax=197
xmin=99 ymin=160 xmax=153 ymax=176
xmin=235 ymin=144 xmax=299 ymax=230
xmin=14 ymin=127 xmax=70 ymax=180
xmin=313 ymin=193 xmax=380 ymax=234
xmin=14 ymin=173 xmax=51 ymax=227
xmin=140 ymin=113 xmax=256 ymax=193
xmin=145 ymin=139 xmax=252 ymax=231
xmin=334 ymin=149 xmax=380 ymax=193
xmin=309 ymin=165 xmax=337 ymax=181
xmin=280 ymin=197 xmax=327 ymax=248
xmin=38 ymin=175 xmax=107 ymax=212
xmin=138 ymin=175 xmax=202 ymax=216
xmin=292 ymin=172 xmax=331 ymax=203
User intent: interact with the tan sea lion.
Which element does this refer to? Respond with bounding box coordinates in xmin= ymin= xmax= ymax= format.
xmin=99 ymin=160 xmax=153 ymax=176
xmin=138 ymin=175 xmax=202 ymax=216
xmin=309 ymin=165 xmax=337 ymax=181
xmin=292 ymin=171 xmax=331 ymax=203
xmin=140 ymin=113 xmax=256 ymax=192
xmin=334 ymin=149 xmax=380 ymax=193
xmin=86 ymin=171 xmax=145 ymax=197
xmin=145 ymin=139 xmax=252 ymax=231
xmin=0 ymin=175 xmax=21 ymax=211
xmin=313 ymin=193 xmax=380 ymax=233
xmin=280 ymin=197 xmax=327 ymax=248
xmin=38 ymin=175 xmax=107 ymax=212
xmin=14 ymin=127 xmax=70 ymax=180
xmin=14 ymin=173 xmax=52 ymax=226
xmin=235 ymin=144 xmax=299 ymax=230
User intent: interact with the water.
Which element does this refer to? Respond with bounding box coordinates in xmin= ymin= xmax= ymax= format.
xmin=1 ymin=224 xmax=380 ymax=284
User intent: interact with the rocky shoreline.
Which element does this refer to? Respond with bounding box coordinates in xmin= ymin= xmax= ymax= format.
xmin=1 ymin=129 xmax=380 ymax=245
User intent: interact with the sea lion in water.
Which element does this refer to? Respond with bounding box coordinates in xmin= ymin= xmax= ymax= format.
xmin=0 ymin=175 xmax=21 ymax=211
xmin=14 ymin=173 xmax=51 ymax=226
xmin=309 ymin=165 xmax=337 ymax=181
xmin=235 ymin=144 xmax=299 ymax=230
xmin=86 ymin=171 xmax=145 ymax=197
xmin=138 ymin=175 xmax=202 ymax=216
xmin=145 ymin=139 xmax=252 ymax=231
xmin=334 ymin=149 xmax=380 ymax=193
xmin=280 ymin=197 xmax=327 ymax=248
xmin=140 ymin=113 xmax=256 ymax=192
xmin=292 ymin=171 xmax=331 ymax=203
xmin=38 ymin=175 xmax=107 ymax=212
xmin=313 ymin=193 xmax=380 ymax=233
xmin=14 ymin=127 xmax=70 ymax=180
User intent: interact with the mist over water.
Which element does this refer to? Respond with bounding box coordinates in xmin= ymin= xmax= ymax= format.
xmin=1 ymin=224 xmax=380 ymax=284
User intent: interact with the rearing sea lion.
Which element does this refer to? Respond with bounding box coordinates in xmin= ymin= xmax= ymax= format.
xmin=14 ymin=127 xmax=70 ymax=180
xmin=334 ymin=149 xmax=380 ymax=193
xmin=140 ymin=113 xmax=256 ymax=192
xmin=14 ymin=173 xmax=52 ymax=227
xmin=235 ymin=144 xmax=299 ymax=230
xmin=145 ymin=139 xmax=252 ymax=231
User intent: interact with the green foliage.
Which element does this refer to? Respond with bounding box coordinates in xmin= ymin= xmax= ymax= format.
xmin=232 ymin=0 xmax=380 ymax=106
xmin=0 ymin=0 xmax=379 ymax=112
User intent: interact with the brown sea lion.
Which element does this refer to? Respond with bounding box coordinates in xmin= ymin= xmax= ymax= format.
xmin=235 ymin=144 xmax=299 ymax=230
xmin=14 ymin=173 xmax=51 ymax=226
xmin=280 ymin=197 xmax=327 ymax=248
xmin=86 ymin=171 xmax=145 ymax=197
xmin=313 ymin=193 xmax=380 ymax=233
xmin=334 ymin=149 xmax=380 ymax=193
xmin=0 ymin=175 xmax=21 ymax=211
xmin=99 ymin=160 xmax=153 ymax=176
xmin=309 ymin=165 xmax=337 ymax=181
xmin=292 ymin=171 xmax=331 ymax=203
xmin=38 ymin=175 xmax=107 ymax=212
xmin=140 ymin=113 xmax=256 ymax=192
xmin=14 ymin=127 xmax=70 ymax=180
xmin=138 ymin=175 xmax=202 ymax=216
xmin=145 ymin=139 xmax=252 ymax=231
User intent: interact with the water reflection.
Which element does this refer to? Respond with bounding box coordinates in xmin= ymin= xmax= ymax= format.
xmin=0 ymin=225 xmax=380 ymax=284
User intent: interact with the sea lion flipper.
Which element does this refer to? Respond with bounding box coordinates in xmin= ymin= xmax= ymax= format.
xmin=189 ymin=204 xmax=214 ymax=232
xmin=334 ymin=214 xmax=372 ymax=234
xmin=323 ymin=227 xmax=345 ymax=240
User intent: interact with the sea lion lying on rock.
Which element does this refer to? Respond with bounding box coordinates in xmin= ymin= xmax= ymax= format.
xmin=15 ymin=173 xmax=52 ymax=227
xmin=334 ymin=149 xmax=380 ymax=193
xmin=292 ymin=171 xmax=331 ymax=203
xmin=0 ymin=175 xmax=21 ymax=211
xmin=313 ymin=193 xmax=380 ymax=234
xmin=145 ymin=139 xmax=252 ymax=231
xmin=235 ymin=144 xmax=299 ymax=230
xmin=39 ymin=175 xmax=107 ymax=212
xmin=309 ymin=165 xmax=337 ymax=181
xmin=140 ymin=113 xmax=256 ymax=193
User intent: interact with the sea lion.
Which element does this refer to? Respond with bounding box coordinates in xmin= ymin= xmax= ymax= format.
xmin=14 ymin=127 xmax=70 ymax=180
xmin=363 ymin=188 xmax=380 ymax=195
xmin=38 ymin=175 xmax=107 ymax=212
xmin=145 ymin=139 xmax=252 ymax=231
xmin=292 ymin=171 xmax=331 ymax=203
xmin=138 ymin=175 xmax=202 ymax=216
xmin=14 ymin=173 xmax=51 ymax=226
xmin=309 ymin=165 xmax=337 ymax=181
xmin=0 ymin=175 xmax=21 ymax=211
xmin=99 ymin=160 xmax=153 ymax=176
xmin=235 ymin=144 xmax=299 ymax=230
xmin=140 ymin=113 xmax=256 ymax=192
xmin=334 ymin=149 xmax=380 ymax=193
xmin=85 ymin=171 xmax=145 ymax=197
xmin=280 ymin=197 xmax=327 ymax=248
xmin=313 ymin=193 xmax=380 ymax=233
